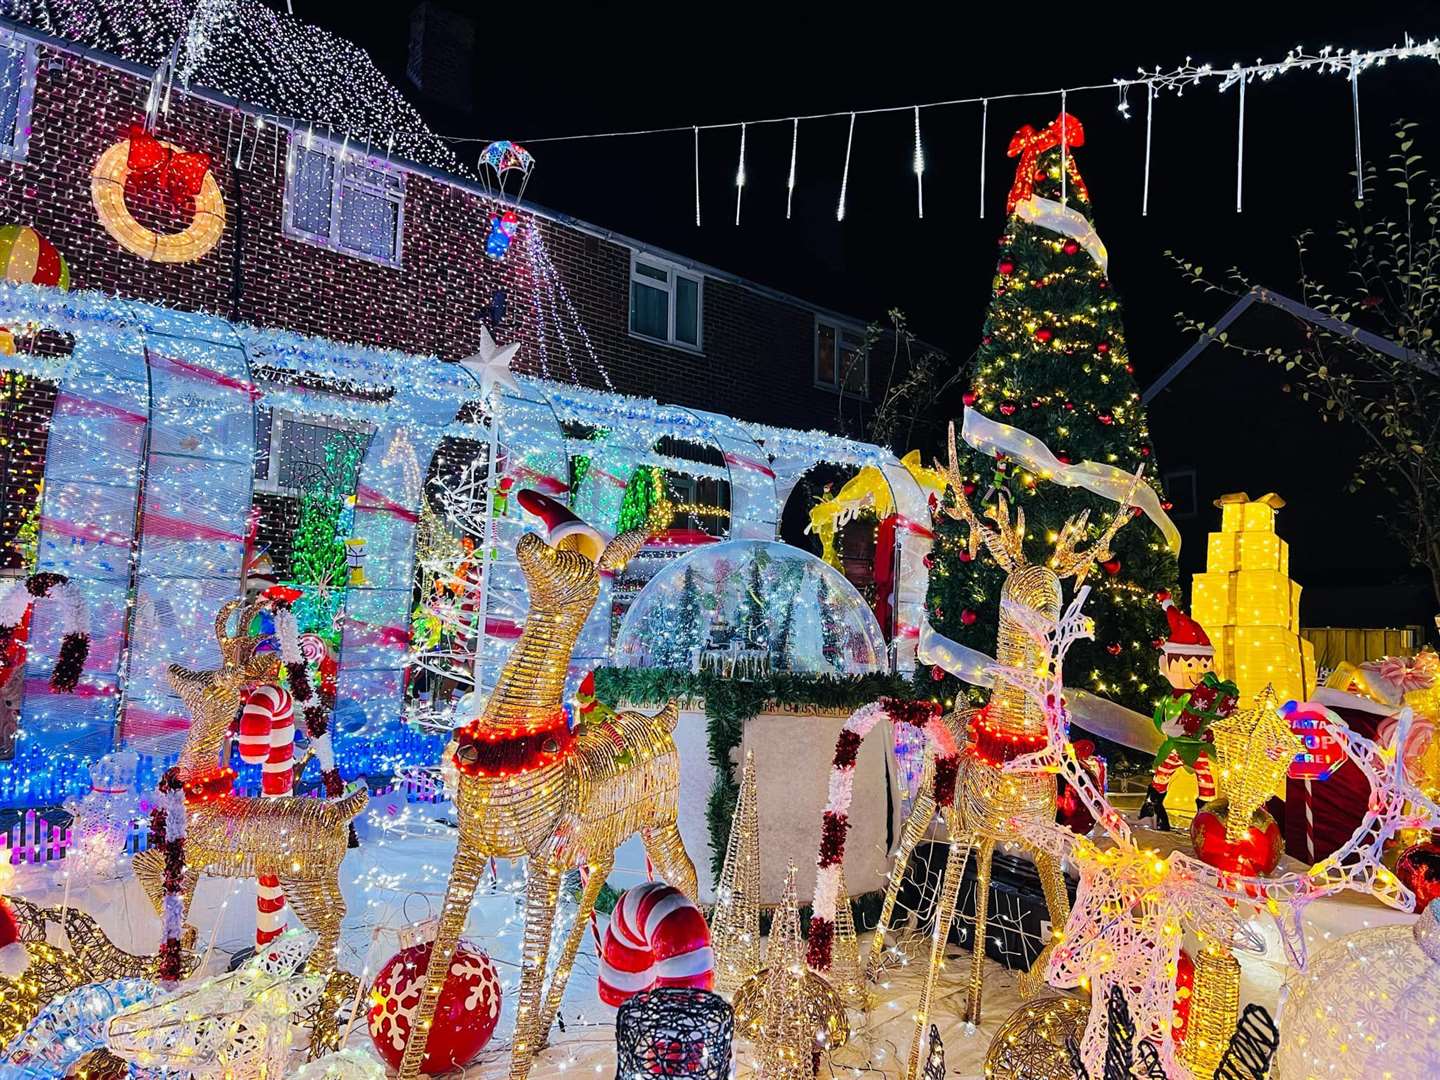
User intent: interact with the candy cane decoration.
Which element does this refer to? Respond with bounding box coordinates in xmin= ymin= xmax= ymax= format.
xmin=807 ymin=698 xmax=957 ymax=971
xmin=238 ymin=681 xmax=295 ymax=947
xmin=0 ymin=571 xmax=91 ymax=692
xmin=597 ymin=882 xmax=714 ymax=1006
xmin=238 ymin=683 xmax=295 ymax=796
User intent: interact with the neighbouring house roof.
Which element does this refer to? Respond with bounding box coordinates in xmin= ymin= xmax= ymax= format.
xmin=2 ymin=0 xmax=463 ymax=171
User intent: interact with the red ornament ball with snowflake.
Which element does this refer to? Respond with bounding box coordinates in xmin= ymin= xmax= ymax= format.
xmin=367 ymin=940 xmax=502 ymax=1073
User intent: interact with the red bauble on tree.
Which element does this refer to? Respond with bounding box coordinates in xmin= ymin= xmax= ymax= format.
xmin=368 ymin=940 xmax=502 ymax=1073
xmin=1190 ymin=800 xmax=1284 ymax=876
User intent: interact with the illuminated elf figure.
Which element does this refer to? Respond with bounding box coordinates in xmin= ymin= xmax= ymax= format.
xmin=1137 ymin=595 xmax=1239 ymax=831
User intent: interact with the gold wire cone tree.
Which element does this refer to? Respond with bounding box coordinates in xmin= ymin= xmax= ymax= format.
xmin=753 ymin=865 xmax=815 ymax=1080
xmin=711 ymin=749 xmax=761 ymax=996
xmin=829 ymin=866 xmax=867 ymax=1009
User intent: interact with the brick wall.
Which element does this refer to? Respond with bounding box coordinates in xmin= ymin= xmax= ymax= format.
xmin=0 ymin=39 xmax=870 ymax=431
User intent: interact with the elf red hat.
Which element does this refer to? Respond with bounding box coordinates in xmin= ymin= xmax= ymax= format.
xmin=1157 ymin=592 xmax=1213 ymax=656
xmin=518 ymin=490 xmax=604 ymax=561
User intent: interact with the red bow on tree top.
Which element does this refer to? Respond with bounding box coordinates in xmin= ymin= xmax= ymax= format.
xmin=126 ymin=124 xmax=212 ymax=202
xmin=1005 ymin=112 xmax=1089 ymax=212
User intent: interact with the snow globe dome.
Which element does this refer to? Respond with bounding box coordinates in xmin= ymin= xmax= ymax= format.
xmin=613 ymin=539 xmax=887 ymax=676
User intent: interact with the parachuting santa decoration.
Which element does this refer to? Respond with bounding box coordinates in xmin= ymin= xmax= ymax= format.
xmin=1138 ymin=594 xmax=1239 ymax=831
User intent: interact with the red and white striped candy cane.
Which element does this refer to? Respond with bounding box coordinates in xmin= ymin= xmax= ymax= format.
xmin=238 ymin=682 xmax=295 ymax=946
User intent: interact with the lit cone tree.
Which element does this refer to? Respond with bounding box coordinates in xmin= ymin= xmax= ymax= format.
xmin=710 ymin=749 xmax=761 ymax=996
xmin=927 ymin=112 xmax=1180 ymax=714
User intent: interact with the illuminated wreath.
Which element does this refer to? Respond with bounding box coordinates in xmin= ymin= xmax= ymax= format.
xmin=90 ymin=125 xmax=225 ymax=263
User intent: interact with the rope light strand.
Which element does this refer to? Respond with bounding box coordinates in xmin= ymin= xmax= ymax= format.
xmin=1350 ymin=54 xmax=1363 ymax=202
xmin=1060 ymin=90 xmax=1068 ymax=205
xmin=837 ymin=112 xmax=855 ymax=222
xmin=978 ymin=98 xmax=988 ymax=219
xmin=913 ymin=105 xmax=925 ymax=219
xmin=1142 ymin=82 xmax=1154 ymax=216
xmin=786 ymin=117 xmax=798 ymax=220
xmin=734 ymin=122 xmax=746 ymax=226
xmin=1235 ymin=76 xmax=1246 ymax=213
xmin=693 ymin=126 xmax=701 ymax=227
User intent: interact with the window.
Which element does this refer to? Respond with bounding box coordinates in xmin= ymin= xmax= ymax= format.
xmin=815 ymin=318 xmax=867 ymax=397
xmin=284 ymin=134 xmax=405 ymax=267
xmin=629 ymin=254 xmax=703 ymax=350
xmin=254 ymin=408 xmax=373 ymax=494
xmin=0 ymin=32 xmax=35 ymax=161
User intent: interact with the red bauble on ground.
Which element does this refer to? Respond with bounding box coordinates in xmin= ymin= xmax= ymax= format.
xmin=367 ymin=940 xmax=502 ymax=1074
xmin=1396 ymin=840 xmax=1440 ymax=909
xmin=1190 ymin=799 xmax=1284 ymax=876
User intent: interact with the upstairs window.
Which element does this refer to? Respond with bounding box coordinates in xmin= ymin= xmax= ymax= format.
xmin=630 ymin=254 xmax=702 ymax=350
xmin=0 ymin=31 xmax=36 ymax=161
xmin=815 ymin=318 xmax=867 ymax=397
xmin=284 ymin=134 xmax=405 ymax=267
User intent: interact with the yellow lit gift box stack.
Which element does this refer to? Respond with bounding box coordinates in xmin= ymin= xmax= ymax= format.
xmin=1191 ymin=492 xmax=1316 ymax=706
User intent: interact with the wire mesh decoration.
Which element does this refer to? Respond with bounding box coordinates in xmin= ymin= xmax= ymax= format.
xmin=615 ymin=987 xmax=734 ymax=1080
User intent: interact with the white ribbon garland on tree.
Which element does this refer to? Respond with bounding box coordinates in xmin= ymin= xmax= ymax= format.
xmin=961 ymin=408 xmax=1181 ymax=553
xmin=1012 ymin=194 xmax=1109 ymax=274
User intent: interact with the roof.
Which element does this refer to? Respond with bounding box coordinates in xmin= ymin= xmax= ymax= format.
xmin=2 ymin=0 xmax=462 ymax=171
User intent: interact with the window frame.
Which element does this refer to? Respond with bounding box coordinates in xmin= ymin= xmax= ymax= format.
xmin=282 ymin=132 xmax=406 ymax=269
xmin=253 ymin=408 xmax=374 ymax=496
xmin=814 ymin=316 xmax=868 ymax=398
xmin=628 ymin=251 xmax=704 ymax=353
xmin=0 ymin=31 xmax=37 ymax=163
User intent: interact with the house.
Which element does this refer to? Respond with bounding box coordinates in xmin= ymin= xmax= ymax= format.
xmin=0 ymin=12 xmax=898 ymax=575
xmin=0 ymin=10 xmax=935 ymax=806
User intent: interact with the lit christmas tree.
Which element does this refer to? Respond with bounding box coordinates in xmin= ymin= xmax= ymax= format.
xmin=615 ymin=465 xmax=672 ymax=535
xmin=737 ymin=549 xmax=769 ymax=649
xmin=927 ymin=112 xmax=1179 ymax=714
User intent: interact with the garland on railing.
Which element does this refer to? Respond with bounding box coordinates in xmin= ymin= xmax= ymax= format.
xmin=150 ymin=768 xmax=187 ymax=982
xmin=590 ymin=668 xmax=920 ymax=883
xmin=806 ymin=697 xmax=956 ymax=971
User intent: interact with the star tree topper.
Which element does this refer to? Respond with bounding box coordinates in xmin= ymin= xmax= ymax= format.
xmin=460 ymin=326 xmax=521 ymax=400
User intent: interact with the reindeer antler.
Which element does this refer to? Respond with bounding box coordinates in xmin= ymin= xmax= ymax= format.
xmin=1050 ymin=467 xmax=1145 ymax=584
xmin=936 ymin=421 xmax=1025 ymax=573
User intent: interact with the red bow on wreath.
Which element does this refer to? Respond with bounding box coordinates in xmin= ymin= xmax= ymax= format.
xmin=126 ymin=124 xmax=212 ymax=202
xmin=1005 ymin=112 xmax=1088 ymax=212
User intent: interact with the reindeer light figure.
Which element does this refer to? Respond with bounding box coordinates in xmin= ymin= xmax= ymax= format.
xmin=397 ymin=491 xmax=696 ymax=1080
xmin=131 ymin=598 xmax=367 ymax=974
xmin=999 ymin=583 xmax=1440 ymax=1078
xmin=864 ymin=422 xmax=1142 ymax=1078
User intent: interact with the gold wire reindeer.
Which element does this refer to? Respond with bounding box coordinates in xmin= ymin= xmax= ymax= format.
xmin=397 ymin=495 xmax=697 ymax=1080
xmin=872 ymin=423 xmax=1140 ymax=1079
xmin=132 ymin=598 xmax=367 ymax=973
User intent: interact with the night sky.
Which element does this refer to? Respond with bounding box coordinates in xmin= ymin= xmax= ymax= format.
xmin=305 ymin=2 xmax=1440 ymax=627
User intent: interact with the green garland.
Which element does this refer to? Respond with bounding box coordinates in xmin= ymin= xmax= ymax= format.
xmin=591 ymin=668 xmax=918 ymax=883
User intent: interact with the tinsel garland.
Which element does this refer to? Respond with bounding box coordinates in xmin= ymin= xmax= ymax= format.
xmin=967 ymin=706 xmax=1049 ymax=766
xmin=273 ymin=605 xmax=355 ymax=845
xmin=151 ymin=769 xmax=187 ymax=982
xmin=0 ymin=572 xmax=91 ymax=692
xmin=453 ymin=711 xmax=575 ymax=776
xmin=807 ymin=697 xmax=957 ymax=972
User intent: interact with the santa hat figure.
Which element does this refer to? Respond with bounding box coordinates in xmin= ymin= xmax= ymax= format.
xmin=1158 ymin=592 xmax=1214 ymax=658
xmin=518 ymin=490 xmax=606 ymax=562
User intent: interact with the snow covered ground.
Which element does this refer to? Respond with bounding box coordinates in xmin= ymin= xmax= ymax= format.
xmin=10 ymin=789 xmax=1416 ymax=1077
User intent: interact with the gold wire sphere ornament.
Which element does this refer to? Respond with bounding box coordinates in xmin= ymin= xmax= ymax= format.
xmin=732 ymin=968 xmax=850 ymax=1056
xmin=91 ymin=138 xmax=226 ymax=263
xmin=983 ymin=995 xmax=1089 ymax=1080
